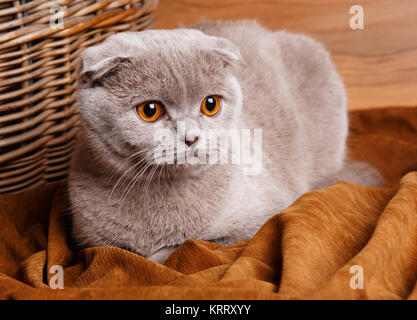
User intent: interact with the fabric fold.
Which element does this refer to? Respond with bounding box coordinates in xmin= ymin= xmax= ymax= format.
xmin=1 ymin=106 xmax=416 ymax=299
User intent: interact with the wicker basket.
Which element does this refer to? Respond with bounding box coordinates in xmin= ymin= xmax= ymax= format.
xmin=0 ymin=0 xmax=158 ymax=194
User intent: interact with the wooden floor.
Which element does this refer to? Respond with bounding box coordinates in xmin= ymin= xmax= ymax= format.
xmin=153 ymin=0 xmax=417 ymax=110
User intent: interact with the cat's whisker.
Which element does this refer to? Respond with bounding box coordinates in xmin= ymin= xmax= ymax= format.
xmin=161 ymin=165 xmax=168 ymax=189
xmin=157 ymin=164 xmax=164 ymax=187
xmin=108 ymin=147 xmax=155 ymax=199
xmin=166 ymin=164 xmax=173 ymax=185
xmin=105 ymin=148 xmax=151 ymax=186
xmin=120 ymin=160 xmax=153 ymax=202
xmin=109 ymin=155 xmax=150 ymax=199
xmin=144 ymin=165 xmax=158 ymax=196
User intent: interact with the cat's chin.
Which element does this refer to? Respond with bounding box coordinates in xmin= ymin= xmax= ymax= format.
xmin=179 ymin=163 xmax=214 ymax=178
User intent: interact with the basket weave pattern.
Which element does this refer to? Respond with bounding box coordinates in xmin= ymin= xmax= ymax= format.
xmin=0 ymin=0 xmax=157 ymax=194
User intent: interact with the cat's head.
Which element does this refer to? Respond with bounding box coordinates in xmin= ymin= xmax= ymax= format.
xmin=78 ymin=29 xmax=243 ymax=178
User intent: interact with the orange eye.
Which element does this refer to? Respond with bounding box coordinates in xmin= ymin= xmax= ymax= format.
xmin=201 ymin=95 xmax=221 ymax=116
xmin=137 ymin=101 xmax=164 ymax=122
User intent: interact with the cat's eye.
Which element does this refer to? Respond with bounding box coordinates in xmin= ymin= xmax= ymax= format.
xmin=201 ymin=95 xmax=221 ymax=116
xmin=136 ymin=101 xmax=165 ymax=122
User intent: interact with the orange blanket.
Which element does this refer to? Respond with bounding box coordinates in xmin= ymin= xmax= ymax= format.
xmin=1 ymin=107 xmax=417 ymax=300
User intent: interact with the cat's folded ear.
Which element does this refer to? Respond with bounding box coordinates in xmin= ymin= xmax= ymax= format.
xmin=212 ymin=38 xmax=245 ymax=67
xmin=79 ymin=45 xmax=132 ymax=87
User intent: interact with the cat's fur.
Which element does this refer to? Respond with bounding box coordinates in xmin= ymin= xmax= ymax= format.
xmin=68 ymin=20 xmax=382 ymax=263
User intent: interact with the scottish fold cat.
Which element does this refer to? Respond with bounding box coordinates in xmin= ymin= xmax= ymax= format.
xmin=68 ymin=20 xmax=381 ymax=263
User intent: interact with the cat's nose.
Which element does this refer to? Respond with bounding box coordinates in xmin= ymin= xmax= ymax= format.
xmin=185 ymin=135 xmax=199 ymax=147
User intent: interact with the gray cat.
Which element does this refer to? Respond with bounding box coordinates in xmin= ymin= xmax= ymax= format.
xmin=68 ymin=20 xmax=381 ymax=263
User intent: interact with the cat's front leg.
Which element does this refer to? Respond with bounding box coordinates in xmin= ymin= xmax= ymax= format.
xmin=147 ymin=246 xmax=178 ymax=264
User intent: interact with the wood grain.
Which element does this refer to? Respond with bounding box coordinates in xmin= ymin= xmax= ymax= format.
xmin=153 ymin=0 xmax=417 ymax=110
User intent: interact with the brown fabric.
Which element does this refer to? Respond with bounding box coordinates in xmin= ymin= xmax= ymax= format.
xmin=1 ymin=107 xmax=417 ymax=300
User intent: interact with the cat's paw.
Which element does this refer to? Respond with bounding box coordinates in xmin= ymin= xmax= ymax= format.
xmin=338 ymin=160 xmax=384 ymax=187
xmin=147 ymin=246 xmax=178 ymax=264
